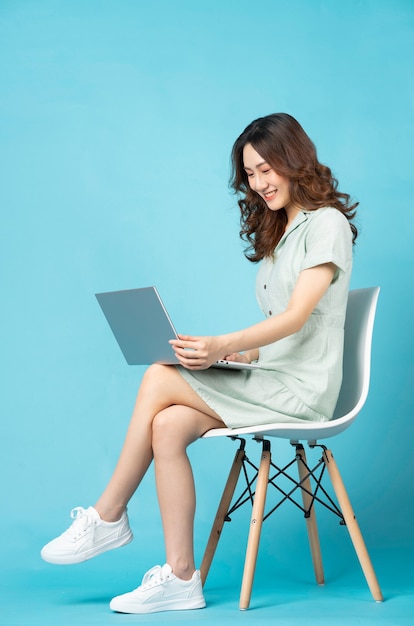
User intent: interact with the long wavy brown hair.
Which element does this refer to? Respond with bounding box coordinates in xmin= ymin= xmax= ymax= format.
xmin=230 ymin=113 xmax=358 ymax=262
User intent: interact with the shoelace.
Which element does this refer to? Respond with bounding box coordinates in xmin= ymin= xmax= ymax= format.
xmin=66 ymin=507 xmax=96 ymax=540
xmin=139 ymin=565 xmax=171 ymax=590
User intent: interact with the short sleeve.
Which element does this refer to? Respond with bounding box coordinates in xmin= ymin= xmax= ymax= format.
xmin=300 ymin=208 xmax=353 ymax=274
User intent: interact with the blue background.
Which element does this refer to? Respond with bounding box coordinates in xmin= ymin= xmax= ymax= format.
xmin=1 ymin=1 xmax=413 ymax=624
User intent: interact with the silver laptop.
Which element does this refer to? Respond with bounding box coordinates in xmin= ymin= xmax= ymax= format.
xmin=95 ymin=286 xmax=260 ymax=370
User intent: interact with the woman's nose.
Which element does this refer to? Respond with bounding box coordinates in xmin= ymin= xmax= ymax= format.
xmin=254 ymin=173 xmax=268 ymax=191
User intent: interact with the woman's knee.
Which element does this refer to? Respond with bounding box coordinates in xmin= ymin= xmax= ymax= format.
xmin=153 ymin=405 xmax=202 ymax=456
xmin=152 ymin=405 xmax=178 ymax=433
xmin=137 ymin=364 xmax=178 ymax=408
xmin=152 ymin=406 xmax=185 ymax=455
xmin=142 ymin=363 xmax=172 ymax=388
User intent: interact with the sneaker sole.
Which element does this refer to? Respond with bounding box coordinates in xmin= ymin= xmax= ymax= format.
xmin=110 ymin=595 xmax=206 ymax=614
xmin=41 ymin=529 xmax=133 ymax=565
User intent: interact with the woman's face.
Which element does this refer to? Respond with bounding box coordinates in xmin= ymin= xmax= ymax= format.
xmin=243 ymin=143 xmax=294 ymax=214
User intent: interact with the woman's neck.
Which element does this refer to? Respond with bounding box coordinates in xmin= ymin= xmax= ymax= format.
xmin=284 ymin=204 xmax=301 ymax=230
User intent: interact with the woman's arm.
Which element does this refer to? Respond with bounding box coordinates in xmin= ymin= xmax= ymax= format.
xmin=170 ymin=262 xmax=336 ymax=370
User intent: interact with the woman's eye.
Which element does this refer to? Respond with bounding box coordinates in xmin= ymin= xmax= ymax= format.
xmin=262 ymin=169 xmax=271 ymax=174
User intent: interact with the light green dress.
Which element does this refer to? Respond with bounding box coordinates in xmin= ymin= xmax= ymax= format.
xmin=178 ymin=207 xmax=353 ymax=428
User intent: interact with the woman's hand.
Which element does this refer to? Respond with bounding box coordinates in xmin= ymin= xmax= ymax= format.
xmin=169 ymin=334 xmax=226 ymax=370
xmin=224 ymin=352 xmax=251 ymax=364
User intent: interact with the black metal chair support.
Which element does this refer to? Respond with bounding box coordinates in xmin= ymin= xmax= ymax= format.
xmin=223 ymin=437 xmax=344 ymax=526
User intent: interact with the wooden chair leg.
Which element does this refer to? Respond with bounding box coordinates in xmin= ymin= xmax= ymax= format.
xmin=323 ymin=448 xmax=383 ymax=602
xmin=239 ymin=440 xmax=271 ymax=610
xmin=296 ymin=445 xmax=325 ymax=585
xmin=200 ymin=444 xmax=245 ymax=586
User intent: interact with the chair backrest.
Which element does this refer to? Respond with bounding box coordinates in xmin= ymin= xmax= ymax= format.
xmin=332 ymin=287 xmax=380 ymax=420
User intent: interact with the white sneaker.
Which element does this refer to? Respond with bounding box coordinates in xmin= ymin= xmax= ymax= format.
xmin=109 ymin=563 xmax=206 ymax=614
xmin=40 ymin=506 xmax=133 ymax=564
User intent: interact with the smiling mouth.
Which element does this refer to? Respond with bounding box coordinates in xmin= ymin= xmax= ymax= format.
xmin=263 ymin=190 xmax=277 ymax=200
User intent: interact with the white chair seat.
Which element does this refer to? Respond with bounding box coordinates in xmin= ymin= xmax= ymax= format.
xmin=202 ymin=412 xmax=358 ymax=442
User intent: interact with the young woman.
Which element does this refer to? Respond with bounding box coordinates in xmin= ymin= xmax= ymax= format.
xmin=41 ymin=113 xmax=357 ymax=614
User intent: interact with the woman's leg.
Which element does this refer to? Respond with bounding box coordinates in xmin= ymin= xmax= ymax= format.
xmin=94 ymin=364 xmax=224 ymax=522
xmin=152 ymin=405 xmax=223 ymax=580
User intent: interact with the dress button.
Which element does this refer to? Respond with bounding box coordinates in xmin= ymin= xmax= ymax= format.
xmin=264 ymin=284 xmax=267 ymax=289
xmin=269 ymin=310 xmax=272 ymax=316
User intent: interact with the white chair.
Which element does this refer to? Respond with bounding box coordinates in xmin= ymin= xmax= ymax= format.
xmin=200 ymin=287 xmax=383 ymax=609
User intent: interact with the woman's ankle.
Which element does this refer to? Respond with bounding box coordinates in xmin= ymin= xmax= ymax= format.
xmin=169 ymin=559 xmax=196 ymax=581
xmin=94 ymin=502 xmax=125 ymax=523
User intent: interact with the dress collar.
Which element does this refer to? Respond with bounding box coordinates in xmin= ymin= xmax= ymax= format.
xmin=275 ymin=209 xmax=309 ymax=251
